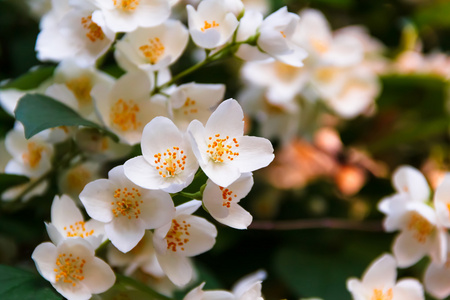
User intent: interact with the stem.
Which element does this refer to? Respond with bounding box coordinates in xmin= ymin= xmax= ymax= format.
xmin=95 ymin=239 xmax=111 ymax=256
xmin=152 ymin=41 xmax=245 ymax=94
xmin=116 ymin=274 xmax=173 ymax=300
xmin=249 ymin=219 xmax=383 ymax=232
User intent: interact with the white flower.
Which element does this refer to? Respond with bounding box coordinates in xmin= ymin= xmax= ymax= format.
xmin=91 ymin=0 xmax=171 ymax=33
xmin=153 ymin=200 xmax=217 ymax=286
xmin=32 ymin=238 xmax=115 ymax=300
xmin=187 ymin=0 xmax=239 ymax=49
xmin=257 ymin=7 xmax=308 ymax=67
xmin=58 ymin=161 xmax=102 ymax=202
xmin=378 ymin=166 xmax=447 ymax=267
xmin=124 ymin=116 xmax=199 ymax=193
xmin=188 ymin=99 xmax=274 ymax=187
xmin=36 ymin=0 xmax=115 ymax=66
xmin=53 ymin=59 xmax=115 ymax=122
xmin=424 ymin=234 xmax=450 ymax=299
xmin=107 ymin=231 xmax=165 ymax=277
xmin=184 ymin=269 xmax=266 ymax=300
xmin=294 ymin=9 xmax=363 ymax=67
xmin=241 ymin=58 xmax=308 ymax=105
xmin=347 ymin=254 xmax=424 ymax=300
xmin=203 ymin=172 xmax=253 ymax=229
xmin=45 ymin=195 xmax=105 ymax=249
xmin=92 ymin=70 xmax=168 ymax=145
xmin=5 ymin=127 xmax=54 ymax=178
xmin=433 ymin=174 xmax=450 ymax=228
xmin=167 ymin=82 xmax=225 ymax=131
xmin=115 ymin=19 xmax=189 ymax=72
xmin=79 ymin=165 xmax=175 ymax=253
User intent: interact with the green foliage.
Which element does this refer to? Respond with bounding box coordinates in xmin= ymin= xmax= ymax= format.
xmin=414 ymin=2 xmax=450 ymax=29
xmin=0 ymin=174 xmax=29 ymax=195
xmin=15 ymin=93 xmax=119 ymax=142
xmin=0 ymin=66 xmax=55 ymax=91
xmin=0 ymin=264 xmax=61 ymax=300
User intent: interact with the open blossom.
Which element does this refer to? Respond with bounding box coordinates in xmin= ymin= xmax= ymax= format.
xmin=124 ymin=116 xmax=199 ymax=193
xmin=45 ymin=195 xmax=105 ymax=249
xmin=36 ymin=0 xmax=115 ymax=66
xmin=92 ymin=70 xmax=168 ymax=145
xmin=79 ymin=165 xmax=175 ymax=253
xmin=294 ymin=9 xmax=363 ymax=67
xmin=257 ymin=6 xmax=308 ymax=67
xmin=153 ymin=200 xmax=217 ymax=286
xmin=32 ymin=238 xmax=115 ymax=300
xmin=167 ymin=82 xmax=225 ymax=131
xmin=378 ymin=166 xmax=447 ymax=267
xmin=188 ymin=99 xmax=274 ymax=187
xmin=115 ymin=19 xmax=189 ymax=72
xmin=203 ymin=172 xmax=254 ymax=229
xmin=187 ymin=0 xmax=239 ymax=49
xmin=433 ymin=174 xmax=450 ymax=228
xmin=347 ymin=254 xmax=424 ymax=300
xmin=184 ymin=269 xmax=266 ymax=300
xmin=91 ymin=0 xmax=171 ymax=33
xmin=53 ymin=59 xmax=115 ymax=122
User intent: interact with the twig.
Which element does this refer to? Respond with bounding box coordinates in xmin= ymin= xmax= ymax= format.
xmin=249 ymin=218 xmax=384 ymax=232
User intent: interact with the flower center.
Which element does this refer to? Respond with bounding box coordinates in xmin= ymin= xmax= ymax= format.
xmin=153 ymin=147 xmax=186 ymax=178
xmin=111 ymin=187 xmax=143 ymax=219
xmin=54 ymin=253 xmax=85 ymax=287
xmin=371 ymin=288 xmax=393 ymax=300
xmin=66 ymin=75 xmax=93 ymax=106
xmin=110 ymin=99 xmax=141 ymax=132
xmin=114 ymin=0 xmax=139 ymax=10
xmin=370 ymin=289 xmax=393 ymax=300
xmin=315 ymin=66 xmax=338 ymax=83
xmin=66 ymin=165 xmax=92 ymax=194
xmin=407 ymin=212 xmax=434 ymax=244
xmin=280 ymin=31 xmax=286 ymax=38
xmin=310 ymin=38 xmax=329 ymax=54
xmin=22 ymin=142 xmax=44 ymax=169
xmin=206 ymin=134 xmax=240 ymax=163
xmin=139 ymin=37 xmax=165 ymax=64
xmin=219 ymin=186 xmax=238 ymax=208
xmin=181 ymin=97 xmax=198 ymax=115
xmin=201 ymin=20 xmax=219 ymax=32
xmin=275 ymin=62 xmax=301 ymax=81
xmin=63 ymin=221 xmax=94 ymax=238
xmin=81 ymin=15 xmax=105 ymax=42
xmin=166 ymin=219 xmax=190 ymax=252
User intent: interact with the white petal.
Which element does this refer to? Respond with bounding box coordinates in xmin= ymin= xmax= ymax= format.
xmin=138 ymin=190 xmax=175 ymax=229
xmin=51 ymin=195 xmax=84 ymax=232
xmin=434 ymin=174 xmax=450 ymax=227
xmin=105 ymin=217 xmax=145 ymax=253
xmin=82 ymin=256 xmax=116 ymax=294
xmin=79 ymin=179 xmax=115 ymax=223
xmin=393 ymin=279 xmax=424 ymax=300
xmin=157 ymin=252 xmax=194 ymax=286
xmin=32 ymin=242 xmax=57 ymax=283
xmin=205 ymin=99 xmax=244 ymax=138
xmin=392 ymin=165 xmax=430 ymax=202
xmin=393 ymin=231 xmax=429 ymax=268
xmin=424 ymin=261 xmax=450 ymax=299
xmin=234 ymin=136 xmax=274 ymax=173
xmin=361 ymin=254 xmax=397 ymax=290
xmin=176 ymin=215 xmax=217 ymax=257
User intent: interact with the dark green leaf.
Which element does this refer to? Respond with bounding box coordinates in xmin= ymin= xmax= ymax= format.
xmin=0 ymin=174 xmax=29 ymax=194
xmin=0 ymin=264 xmax=61 ymax=300
xmin=15 ymin=93 xmax=119 ymax=142
xmin=1 ymin=66 xmax=55 ymax=90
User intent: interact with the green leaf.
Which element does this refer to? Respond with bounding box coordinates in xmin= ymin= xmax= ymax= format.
xmin=413 ymin=2 xmax=450 ymax=29
xmin=0 ymin=174 xmax=29 ymax=194
xmin=15 ymin=93 xmax=119 ymax=142
xmin=1 ymin=66 xmax=55 ymax=90
xmin=0 ymin=264 xmax=61 ymax=300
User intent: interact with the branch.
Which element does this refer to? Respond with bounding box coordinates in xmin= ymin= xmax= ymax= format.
xmin=249 ymin=218 xmax=384 ymax=232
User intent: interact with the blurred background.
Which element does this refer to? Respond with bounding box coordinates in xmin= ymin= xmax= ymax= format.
xmin=0 ymin=0 xmax=449 ymax=299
